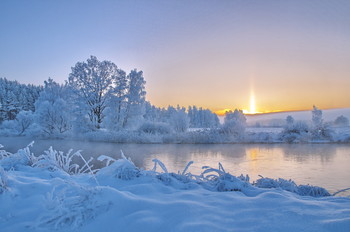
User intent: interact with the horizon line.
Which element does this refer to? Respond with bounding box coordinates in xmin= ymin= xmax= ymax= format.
xmin=214 ymin=107 xmax=350 ymax=116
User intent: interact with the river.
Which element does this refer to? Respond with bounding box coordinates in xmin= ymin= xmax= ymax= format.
xmin=1 ymin=137 xmax=350 ymax=195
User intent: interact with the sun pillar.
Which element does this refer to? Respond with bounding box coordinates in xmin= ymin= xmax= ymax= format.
xmin=250 ymin=92 xmax=256 ymax=114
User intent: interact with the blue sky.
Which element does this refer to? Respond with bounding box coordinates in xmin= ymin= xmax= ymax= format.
xmin=1 ymin=0 xmax=350 ymax=112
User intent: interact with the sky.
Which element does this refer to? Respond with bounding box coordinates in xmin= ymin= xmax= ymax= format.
xmin=1 ymin=0 xmax=350 ymax=114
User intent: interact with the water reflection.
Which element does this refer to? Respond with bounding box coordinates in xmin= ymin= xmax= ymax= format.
xmin=282 ymin=144 xmax=337 ymax=163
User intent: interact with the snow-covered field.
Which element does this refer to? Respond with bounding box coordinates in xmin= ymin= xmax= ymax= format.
xmin=1 ymin=145 xmax=350 ymax=232
xmin=245 ymin=108 xmax=350 ymax=126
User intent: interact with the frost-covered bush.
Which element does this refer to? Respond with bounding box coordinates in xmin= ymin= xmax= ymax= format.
xmin=280 ymin=119 xmax=310 ymax=143
xmin=0 ymin=142 xmax=37 ymax=170
xmin=138 ymin=121 xmax=172 ymax=135
xmin=15 ymin=110 xmax=35 ymax=135
xmin=200 ymin=163 xmax=250 ymax=192
xmin=148 ymin=159 xmax=201 ymax=188
xmin=0 ymin=144 xmax=11 ymax=159
xmin=38 ymin=185 xmax=111 ymax=230
xmin=221 ymin=109 xmax=246 ymax=138
xmin=34 ymin=147 xmax=95 ymax=175
xmin=0 ymin=119 xmax=17 ymax=135
xmin=0 ymin=111 xmax=36 ymax=136
xmin=35 ymin=99 xmax=72 ymax=136
xmin=97 ymin=153 xmax=139 ymax=180
xmin=255 ymin=176 xmax=331 ymax=197
xmin=311 ymin=122 xmax=334 ymax=141
xmin=334 ymin=115 xmax=349 ymax=127
xmin=298 ymin=185 xmax=331 ymax=197
xmin=255 ymin=177 xmax=298 ymax=193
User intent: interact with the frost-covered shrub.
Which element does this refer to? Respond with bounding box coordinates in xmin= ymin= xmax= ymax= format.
xmin=200 ymin=163 xmax=250 ymax=192
xmin=334 ymin=115 xmax=349 ymax=127
xmin=311 ymin=122 xmax=334 ymax=141
xmin=71 ymin=113 xmax=97 ymax=134
xmin=0 ymin=142 xmax=37 ymax=170
xmin=138 ymin=121 xmax=172 ymax=135
xmin=15 ymin=110 xmax=35 ymax=135
xmin=0 ymin=144 xmax=11 ymax=160
xmin=35 ymin=99 xmax=72 ymax=136
xmin=254 ymin=176 xmax=331 ymax=197
xmin=0 ymin=111 xmax=38 ymax=136
xmin=255 ymin=177 xmax=298 ymax=193
xmin=97 ymin=152 xmax=140 ymax=180
xmin=0 ymin=119 xmax=19 ymax=136
xmin=148 ymin=160 xmax=200 ymax=188
xmin=34 ymin=147 xmax=95 ymax=175
xmin=221 ymin=109 xmax=246 ymax=138
xmin=298 ymin=185 xmax=331 ymax=197
xmin=38 ymin=185 xmax=111 ymax=230
xmin=280 ymin=118 xmax=310 ymax=143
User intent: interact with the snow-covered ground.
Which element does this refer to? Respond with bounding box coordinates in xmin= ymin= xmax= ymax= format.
xmin=245 ymin=108 xmax=350 ymax=126
xmin=1 ymin=145 xmax=350 ymax=232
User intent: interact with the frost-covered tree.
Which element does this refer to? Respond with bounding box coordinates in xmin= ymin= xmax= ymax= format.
xmin=123 ymin=69 xmax=146 ymax=130
xmin=103 ymin=69 xmax=128 ymax=130
xmin=311 ymin=105 xmax=333 ymax=140
xmin=170 ymin=106 xmax=189 ymax=133
xmin=0 ymin=78 xmax=41 ymax=122
xmin=334 ymin=115 xmax=349 ymax=127
xmin=312 ymin=105 xmax=323 ymax=128
xmin=68 ymin=56 xmax=122 ymax=129
xmin=221 ymin=109 xmax=246 ymax=137
xmin=35 ymin=78 xmax=72 ymax=136
xmin=1 ymin=92 xmax=19 ymax=121
xmin=188 ymin=106 xmax=219 ymax=128
xmin=286 ymin=115 xmax=294 ymax=125
xmin=143 ymin=102 xmax=162 ymax=122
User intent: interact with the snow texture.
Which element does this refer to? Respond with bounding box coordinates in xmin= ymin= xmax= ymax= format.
xmin=1 ymin=145 xmax=350 ymax=231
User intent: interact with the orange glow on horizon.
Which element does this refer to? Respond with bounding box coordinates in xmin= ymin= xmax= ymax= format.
xmin=215 ymin=109 xmax=233 ymax=116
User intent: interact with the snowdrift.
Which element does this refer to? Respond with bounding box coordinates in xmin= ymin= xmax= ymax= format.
xmin=1 ymin=144 xmax=350 ymax=232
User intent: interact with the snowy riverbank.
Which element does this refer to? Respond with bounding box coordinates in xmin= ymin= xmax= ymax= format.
xmin=1 ymin=144 xmax=350 ymax=231
xmin=2 ymin=126 xmax=350 ymax=145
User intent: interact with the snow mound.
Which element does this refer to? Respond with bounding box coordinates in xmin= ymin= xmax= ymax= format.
xmin=0 ymin=145 xmax=349 ymax=232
